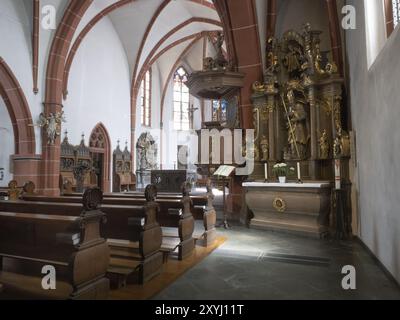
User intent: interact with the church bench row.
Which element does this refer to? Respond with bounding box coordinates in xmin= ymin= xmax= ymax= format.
xmin=104 ymin=192 xmax=208 ymax=221
xmin=0 ymin=198 xmax=193 ymax=261
xmin=106 ymin=185 xmax=163 ymax=288
xmin=19 ymin=193 xmax=196 ymax=260
xmin=101 ymin=190 xmax=217 ymax=247
xmin=63 ymin=191 xmax=207 ymax=220
xmin=0 ymin=190 xmax=110 ymax=299
xmin=4 ymin=178 xmax=216 ymax=251
xmin=60 ymin=185 xmax=216 ymax=246
xmin=24 ymin=195 xmax=186 ymax=225
xmin=24 ymin=182 xmax=217 ymax=247
xmin=24 ymin=194 xmax=215 ymax=244
xmin=6 ymin=179 xmax=216 ymax=248
xmin=0 ymin=194 xmax=164 ymax=288
xmin=17 ymin=179 xmax=215 ymax=241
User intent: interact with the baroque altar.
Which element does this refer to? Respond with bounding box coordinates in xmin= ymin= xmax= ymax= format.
xmin=244 ymin=24 xmax=351 ymax=238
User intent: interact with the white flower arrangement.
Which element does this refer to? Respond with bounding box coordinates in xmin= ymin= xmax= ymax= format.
xmin=272 ymin=163 xmax=295 ymax=177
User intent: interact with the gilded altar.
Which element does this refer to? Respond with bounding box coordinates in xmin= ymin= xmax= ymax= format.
xmin=244 ymin=24 xmax=352 ymax=237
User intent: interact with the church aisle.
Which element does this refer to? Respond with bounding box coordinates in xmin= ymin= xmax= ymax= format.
xmin=154 ymin=223 xmax=400 ymax=300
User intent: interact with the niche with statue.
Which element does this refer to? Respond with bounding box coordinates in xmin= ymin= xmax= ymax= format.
xmin=136 ymin=132 xmax=158 ymax=189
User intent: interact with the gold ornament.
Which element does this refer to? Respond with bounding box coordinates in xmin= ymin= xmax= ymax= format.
xmin=273 ymin=197 xmax=286 ymax=213
xmin=319 ymin=129 xmax=330 ymax=159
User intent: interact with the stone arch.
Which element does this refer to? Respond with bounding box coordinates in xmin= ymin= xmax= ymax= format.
xmin=89 ymin=122 xmax=111 ymax=192
xmin=0 ymin=57 xmax=35 ymax=155
xmin=42 ymin=0 xmax=93 ymax=195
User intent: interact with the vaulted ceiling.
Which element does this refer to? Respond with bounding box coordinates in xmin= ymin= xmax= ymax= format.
xmin=68 ymin=0 xmax=221 ymax=91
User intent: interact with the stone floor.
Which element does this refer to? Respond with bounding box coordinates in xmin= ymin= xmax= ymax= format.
xmin=154 ymin=222 xmax=400 ymax=300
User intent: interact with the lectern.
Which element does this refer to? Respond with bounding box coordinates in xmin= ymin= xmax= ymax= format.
xmin=213 ymin=165 xmax=235 ymax=229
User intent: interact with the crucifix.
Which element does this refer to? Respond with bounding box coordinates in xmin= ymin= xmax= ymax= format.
xmin=188 ymin=104 xmax=198 ymax=128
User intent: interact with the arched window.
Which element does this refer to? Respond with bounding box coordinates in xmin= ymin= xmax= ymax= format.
xmin=173 ymin=67 xmax=190 ymax=131
xmin=140 ymin=69 xmax=151 ymax=126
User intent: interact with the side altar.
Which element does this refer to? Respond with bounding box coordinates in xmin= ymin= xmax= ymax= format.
xmin=243 ymin=24 xmax=352 ymax=238
xmin=243 ymin=182 xmax=331 ymax=238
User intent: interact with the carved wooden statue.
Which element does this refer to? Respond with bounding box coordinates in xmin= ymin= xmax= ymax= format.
xmin=319 ymin=130 xmax=329 ymax=159
xmin=22 ymin=181 xmax=35 ymax=195
xmin=8 ymin=180 xmax=20 ymax=201
xmin=73 ymin=164 xmax=90 ymax=193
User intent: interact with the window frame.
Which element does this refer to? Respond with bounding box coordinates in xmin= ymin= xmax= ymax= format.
xmin=140 ymin=69 xmax=151 ymax=127
xmin=173 ymin=67 xmax=191 ymax=131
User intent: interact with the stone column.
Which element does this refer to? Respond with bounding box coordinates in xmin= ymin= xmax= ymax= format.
xmin=12 ymin=155 xmax=42 ymax=187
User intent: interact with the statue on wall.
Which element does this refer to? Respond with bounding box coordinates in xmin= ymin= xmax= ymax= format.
xmin=37 ymin=111 xmax=66 ymax=145
xmin=284 ymin=91 xmax=310 ymax=160
xmin=319 ymin=129 xmax=330 ymax=159
xmin=203 ymin=31 xmax=229 ymax=71
xmin=266 ymin=37 xmax=279 ymax=74
xmin=215 ymin=31 xmax=227 ymax=69
xmin=284 ymin=44 xmax=303 ymax=74
xmin=8 ymin=180 xmax=20 ymax=201
xmin=136 ymin=132 xmax=158 ymax=171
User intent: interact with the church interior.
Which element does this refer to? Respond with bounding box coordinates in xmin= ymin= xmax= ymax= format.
xmin=0 ymin=0 xmax=400 ymax=301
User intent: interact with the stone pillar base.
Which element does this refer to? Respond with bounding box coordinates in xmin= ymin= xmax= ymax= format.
xmin=11 ymin=154 xmax=42 ymax=187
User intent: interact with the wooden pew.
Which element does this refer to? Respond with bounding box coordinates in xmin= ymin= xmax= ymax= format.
xmin=159 ymin=182 xmax=195 ymax=260
xmin=19 ymin=186 xmax=197 ymax=259
xmin=106 ymin=185 xmax=163 ymax=287
xmin=103 ymin=182 xmax=217 ymax=246
xmin=195 ymin=179 xmax=217 ymax=246
xmin=0 ymin=188 xmax=109 ymax=300
xmin=64 ymin=191 xmax=207 ymax=219
xmin=60 ymin=185 xmax=217 ymax=246
xmin=1 ymin=189 xmax=163 ymax=287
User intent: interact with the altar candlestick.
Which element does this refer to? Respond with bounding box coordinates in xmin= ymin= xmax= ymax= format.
xmin=297 ymin=162 xmax=301 ymax=181
xmin=335 ymin=159 xmax=341 ymax=190
xmin=264 ymin=163 xmax=268 ymax=181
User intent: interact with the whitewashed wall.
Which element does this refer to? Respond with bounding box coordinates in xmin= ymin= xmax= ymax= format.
xmin=0 ymin=99 xmax=14 ymax=186
xmin=347 ymin=0 xmax=400 ymax=283
xmin=63 ymin=15 xmax=131 ymax=190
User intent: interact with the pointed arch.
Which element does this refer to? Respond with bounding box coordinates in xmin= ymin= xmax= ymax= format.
xmin=0 ymin=57 xmax=36 ymax=155
xmin=89 ymin=122 xmax=111 ymax=192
